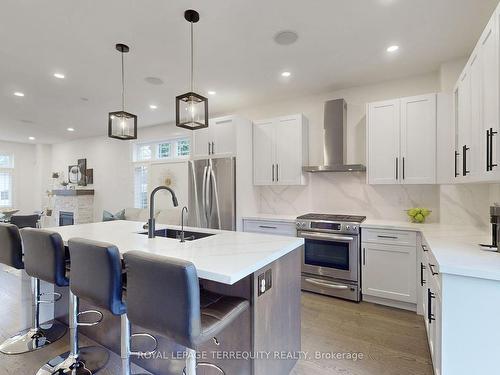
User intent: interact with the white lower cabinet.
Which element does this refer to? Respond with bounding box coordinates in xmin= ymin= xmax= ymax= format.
xmin=361 ymin=229 xmax=417 ymax=307
xmin=242 ymin=218 xmax=296 ymax=237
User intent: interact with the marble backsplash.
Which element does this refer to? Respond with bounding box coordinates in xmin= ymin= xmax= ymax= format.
xmin=258 ymin=173 xmax=441 ymax=223
xmin=257 ymin=174 xmax=500 ymax=229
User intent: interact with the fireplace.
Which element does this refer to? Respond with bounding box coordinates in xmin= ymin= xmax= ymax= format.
xmin=59 ymin=211 xmax=74 ymax=226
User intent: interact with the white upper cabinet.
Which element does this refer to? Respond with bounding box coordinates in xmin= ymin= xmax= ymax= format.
xmin=367 ymin=99 xmax=400 ymax=184
xmin=253 ymin=114 xmax=308 ymax=186
xmin=192 ymin=116 xmax=238 ymax=158
xmin=367 ymin=94 xmax=437 ymax=185
xmin=400 ymin=94 xmax=437 ymax=184
xmin=452 ymin=4 xmax=500 ymax=182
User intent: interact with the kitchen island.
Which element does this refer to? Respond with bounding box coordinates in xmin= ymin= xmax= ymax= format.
xmin=44 ymin=220 xmax=304 ymax=375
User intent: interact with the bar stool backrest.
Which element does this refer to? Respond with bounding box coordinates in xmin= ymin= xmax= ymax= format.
xmin=68 ymin=238 xmax=126 ymax=316
xmin=21 ymin=228 xmax=68 ymax=287
xmin=123 ymin=251 xmax=202 ymax=349
xmin=0 ymin=223 xmax=23 ymax=269
xmin=10 ymin=215 xmax=39 ymax=229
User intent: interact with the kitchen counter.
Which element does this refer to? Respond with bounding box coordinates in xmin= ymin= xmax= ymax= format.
xmin=48 ymin=220 xmax=304 ymax=285
xmin=241 ymin=214 xmax=298 ymax=223
xmin=362 ymin=219 xmax=500 ymax=281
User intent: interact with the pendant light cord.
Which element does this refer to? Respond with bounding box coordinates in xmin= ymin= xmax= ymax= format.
xmin=190 ymin=20 xmax=194 ymax=93
xmin=121 ymin=50 xmax=125 ymax=112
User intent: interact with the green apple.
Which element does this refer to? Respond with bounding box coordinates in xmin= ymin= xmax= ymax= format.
xmin=421 ymin=208 xmax=430 ymax=217
xmin=414 ymin=213 xmax=425 ymax=223
xmin=408 ymin=208 xmax=418 ymax=217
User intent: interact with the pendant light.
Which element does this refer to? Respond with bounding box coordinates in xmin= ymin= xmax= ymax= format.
xmin=176 ymin=9 xmax=208 ymax=130
xmin=108 ymin=43 xmax=137 ymax=140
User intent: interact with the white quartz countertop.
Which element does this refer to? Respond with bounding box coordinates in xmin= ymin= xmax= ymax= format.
xmin=362 ymin=219 xmax=500 ymax=281
xmin=47 ymin=220 xmax=303 ymax=285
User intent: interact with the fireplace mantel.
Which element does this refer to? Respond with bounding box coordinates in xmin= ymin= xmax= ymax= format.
xmin=52 ymin=189 xmax=95 ymax=196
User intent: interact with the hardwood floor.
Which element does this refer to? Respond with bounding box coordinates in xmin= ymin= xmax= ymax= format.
xmin=0 ymin=266 xmax=432 ymax=374
xmin=292 ymin=292 xmax=433 ymax=375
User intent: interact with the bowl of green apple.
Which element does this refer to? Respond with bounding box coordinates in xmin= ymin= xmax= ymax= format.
xmin=406 ymin=208 xmax=431 ymax=223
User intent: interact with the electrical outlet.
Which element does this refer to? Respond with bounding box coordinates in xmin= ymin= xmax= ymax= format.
xmin=258 ymin=273 xmax=266 ymax=296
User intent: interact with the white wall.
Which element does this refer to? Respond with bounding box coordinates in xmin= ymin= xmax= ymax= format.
xmin=0 ymin=140 xmax=42 ymax=214
xmin=51 ymin=124 xmax=191 ymax=221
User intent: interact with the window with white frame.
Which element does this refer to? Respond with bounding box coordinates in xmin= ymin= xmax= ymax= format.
xmin=132 ymin=138 xmax=190 ymax=208
xmin=133 ymin=165 xmax=148 ymax=209
xmin=0 ymin=154 xmax=14 ymax=208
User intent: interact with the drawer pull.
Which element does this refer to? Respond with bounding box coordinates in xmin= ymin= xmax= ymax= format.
xmin=305 ymin=278 xmax=349 ymax=290
xmin=259 ymin=225 xmax=277 ymax=229
xmin=377 ymin=235 xmax=398 ymax=239
xmin=422 ymin=244 xmax=428 ymax=252
xmin=420 ymin=263 xmax=426 ymax=286
xmin=428 ymin=263 xmax=439 ymax=276
xmin=427 ymin=289 xmax=436 ymax=324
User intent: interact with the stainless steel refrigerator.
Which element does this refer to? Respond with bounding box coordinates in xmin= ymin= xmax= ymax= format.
xmin=188 ymin=157 xmax=236 ymax=231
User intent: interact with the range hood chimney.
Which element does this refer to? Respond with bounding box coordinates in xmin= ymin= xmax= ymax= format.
xmin=303 ymin=99 xmax=366 ymax=173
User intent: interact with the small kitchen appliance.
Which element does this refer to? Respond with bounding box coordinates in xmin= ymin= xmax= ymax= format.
xmin=480 ymin=205 xmax=500 ymax=252
xmin=296 ymin=213 xmax=366 ymax=301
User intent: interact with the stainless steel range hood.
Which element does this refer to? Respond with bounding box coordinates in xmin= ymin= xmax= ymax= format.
xmin=303 ymin=99 xmax=366 ymax=173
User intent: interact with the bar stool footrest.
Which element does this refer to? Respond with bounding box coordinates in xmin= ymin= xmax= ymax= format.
xmin=76 ymin=310 xmax=104 ymax=327
xmin=183 ymin=362 xmax=225 ymax=375
xmin=129 ymin=333 xmax=159 ymax=357
xmin=37 ymin=291 xmax=63 ymax=304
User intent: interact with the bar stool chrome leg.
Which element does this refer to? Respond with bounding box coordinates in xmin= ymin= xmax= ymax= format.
xmin=0 ymin=277 xmax=66 ymax=354
xmin=182 ymin=347 xmax=225 ymax=375
xmin=36 ymin=291 xmax=109 ymax=375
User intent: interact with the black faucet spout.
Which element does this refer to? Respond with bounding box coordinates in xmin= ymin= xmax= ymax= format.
xmin=148 ymin=186 xmax=179 ymax=238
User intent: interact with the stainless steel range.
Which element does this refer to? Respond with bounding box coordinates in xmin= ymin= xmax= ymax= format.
xmin=296 ymin=213 xmax=366 ymax=302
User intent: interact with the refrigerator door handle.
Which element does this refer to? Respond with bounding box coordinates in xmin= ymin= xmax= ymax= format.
xmin=209 ymin=165 xmax=222 ymax=229
xmin=188 ymin=161 xmax=201 ymax=228
xmin=202 ymin=165 xmax=209 ymax=225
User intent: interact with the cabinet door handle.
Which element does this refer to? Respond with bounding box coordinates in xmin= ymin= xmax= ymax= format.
xmin=276 ymin=164 xmax=279 ymax=182
xmin=395 ymin=157 xmax=399 ymax=180
xmin=420 ymin=263 xmax=426 ymax=286
xmin=208 ymin=142 xmax=211 ymax=155
xmin=491 ymin=128 xmax=498 ymax=170
xmin=377 ymin=235 xmax=398 ymax=239
xmin=212 ymin=141 xmax=215 ymax=155
xmin=272 ymin=164 xmax=275 ymax=182
xmin=402 ymin=157 xmax=405 ymax=180
xmin=454 ymin=151 xmax=460 ymax=177
xmin=427 ymin=288 xmax=435 ymax=323
xmin=421 ymin=244 xmax=428 ymax=252
xmin=428 ymin=263 xmax=438 ymax=276
xmin=363 ymin=248 xmax=366 ymax=266
xmin=462 ymin=145 xmax=470 ymax=176
xmin=259 ymin=225 xmax=277 ymax=229
xmin=487 ymin=130 xmax=491 ymax=171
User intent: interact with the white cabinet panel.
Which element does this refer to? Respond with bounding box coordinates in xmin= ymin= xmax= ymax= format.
xmin=457 ymin=70 xmax=472 ymax=178
xmin=192 ymin=127 xmax=210 ymax=158
xmin=367 ymin=100 xmax=400 ymax=184
xmin=275 ymin=116 xmax=303 ymax=185
xmin=253 ymin=119 xmax=275 ymax=185
xmin=242 ymin=219 xmax=296 ymax=237
xmin=362 ymin=242 xmax=417 ymax=304
xmin=400 ymin=94 xmax=437 ymax=184
xmin=469 ymin=51 xmax=482 ymax=178
xmin=211 ymin=117 xmax=236 ymax=156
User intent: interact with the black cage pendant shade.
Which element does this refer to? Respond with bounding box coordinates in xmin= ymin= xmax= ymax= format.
xmin=108 ymin=43 xmax=137 ymax=140
xmin=176 ymin=9 xmax=208 ymax=131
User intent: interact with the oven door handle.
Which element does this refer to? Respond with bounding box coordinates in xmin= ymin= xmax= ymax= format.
xmin=304 ymin=278 xmax=349 ymax=290
xmin=299 ymin=232 xmax=355 ymax=242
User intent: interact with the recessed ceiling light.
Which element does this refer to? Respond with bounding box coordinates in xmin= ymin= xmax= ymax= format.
xmin=13 ymin=92 xmax=24 ymax=97
xmin=207 ymin=91 xmax=216 ymax=95
xmin=149 ymin=104 xmax=158 ymax=109
xmin=274 ymin=31 xmax=299 ymax=46
xmin=144 ymin=77 xmax=164 ymax=85
xmin=53 ymin=73 xmax=65 ymax=79
xmin=67 ymin=127 xmax=75 ymax=132
xmin=387 ymin=45 xmax=400 ymax=53
xmin=28 ymin=136 xmax=35 ymax=141
xmin=281 ymin=71 xmax=291 ymax=77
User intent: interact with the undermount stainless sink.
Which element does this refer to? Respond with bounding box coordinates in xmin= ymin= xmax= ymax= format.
xmin=139 ymin=229 xmax=215 ymax=241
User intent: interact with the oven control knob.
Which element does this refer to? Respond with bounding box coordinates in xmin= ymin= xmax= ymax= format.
xmin=296 ymin=222 xmax=301 ymax=229
xmin=352 ymin=225 xmax=357 ymax=231
xmin=345 ymin=225 xmax=350 ymax=230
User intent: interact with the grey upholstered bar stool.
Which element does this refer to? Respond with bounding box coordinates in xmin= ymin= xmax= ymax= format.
xmin=0 ymin=225 xmax=67 ymax=354
xmin=124 ymin=251 xmax=250 ymax=375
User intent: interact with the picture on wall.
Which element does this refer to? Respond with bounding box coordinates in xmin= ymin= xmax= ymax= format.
xmin=86 ymin=169 xmax=94 ymax=185
xmin=77 ymin=159 xmax=87 ymax=186
xmin=68 ymin=165 xmax=79 ymax=184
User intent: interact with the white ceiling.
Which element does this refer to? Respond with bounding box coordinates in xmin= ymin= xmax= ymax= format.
xmin=0 ymin=0 xmax=498 ymax=144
